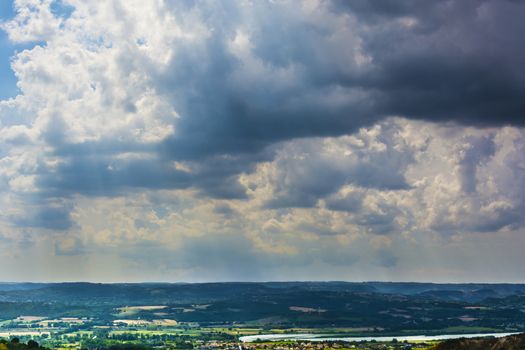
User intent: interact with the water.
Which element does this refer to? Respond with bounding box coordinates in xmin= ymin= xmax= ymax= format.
xmin=239 ymin=332 xmax=520 ymax=343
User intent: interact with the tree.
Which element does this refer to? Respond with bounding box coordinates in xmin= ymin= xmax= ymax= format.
xmin=27 ymin=340 xmax=39 ymax=349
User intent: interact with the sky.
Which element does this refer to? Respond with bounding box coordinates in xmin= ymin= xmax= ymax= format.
xmin=0 ymin=0 xmax=524 ymax=283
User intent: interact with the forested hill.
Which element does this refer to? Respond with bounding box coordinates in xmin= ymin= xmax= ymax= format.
xmin=2 ymin=282 xmax=525 ymax=304
xmin=2 ymin=282 xmax=525 ymax=330
xmin=435 ymin=333 xmax=525 ymax=350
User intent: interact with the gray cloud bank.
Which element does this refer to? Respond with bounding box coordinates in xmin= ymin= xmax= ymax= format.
xmin=49 ymin=1 xmax=522 ymax=200
xmin=158 ymin=0 xmax=525 ymax=162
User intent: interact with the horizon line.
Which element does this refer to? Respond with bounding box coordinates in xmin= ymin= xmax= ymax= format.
xmin=1 ymin=280 xmax=525 ymax=285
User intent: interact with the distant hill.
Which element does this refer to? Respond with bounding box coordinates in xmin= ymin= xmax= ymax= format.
xmin=1 ymin=282 xmax=525 ymax=330
xmin=435 ymin=333 xmax=525 ymax=350
xmin=1 ymin=281 xmax=525 ymax=304
xmin=0 ymin=283 xmax=48 ymax=292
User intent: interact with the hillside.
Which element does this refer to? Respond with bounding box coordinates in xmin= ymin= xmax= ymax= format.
xmin=1 ymin=282 xmax=525 ymax=330
xmin=435 ymin=333 xmax=525 ymax=350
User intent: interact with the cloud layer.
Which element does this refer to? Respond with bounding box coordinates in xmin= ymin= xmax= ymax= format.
xmin=0 ymin=0 xmax=524 ymax=282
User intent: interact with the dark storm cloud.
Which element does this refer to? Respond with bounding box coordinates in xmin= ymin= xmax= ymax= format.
xmin=342 ymin=0 xmax=525 ymax=126
xmin=36 ymin=156 xmax=193 ymax=197
xmin=10 ymin=0 xmax=525 ymax=230
xmin=265 ymin=154 xmax=410 ymax=209
xmin=157 ymin=0 xmax=525 ymax=166
xmin=35 ymin=151 xmax=259 ymax=200
xmin=150 ymin=0 xmax=525 ymax=204
xmin=13 ymin=204 xmax=73 ymax=230
xmin=458 ymin=134 xmax=496 ymax=193
xmin=265 ymin=122 xmax=414 ymax=209
xmin=38 ymin=118 xmax=264 ymax=200
xmin=213 ymin=203 xmax=236 ymax=218
xmin=325 ymin=190 xmax=364 ymax=212
xmin=156 ymin=1 xmax=376 ymax=162
xmin=355 ymin=207 xmax=401 ymax=235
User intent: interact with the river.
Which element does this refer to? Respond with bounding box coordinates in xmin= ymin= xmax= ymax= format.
xmin=239 ymin=332 xmax=520 ymax=343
